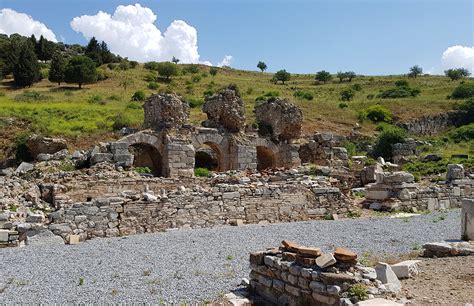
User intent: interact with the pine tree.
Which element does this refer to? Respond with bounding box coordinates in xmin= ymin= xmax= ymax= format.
xmin=13 ymin=41 xmax=41 ymax=87
xmin=48 ymin=52 xmax=66 ymax=86
xmin=85 ymin=37 xmax=103 ymax=66
xmin=64 ymin=55 xmax=97 ymax=88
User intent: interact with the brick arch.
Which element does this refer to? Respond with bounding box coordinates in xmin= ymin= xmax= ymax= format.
xmin=192 ymin=130 xmax=230 ymax=171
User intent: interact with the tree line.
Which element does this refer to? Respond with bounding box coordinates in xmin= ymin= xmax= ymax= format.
xmin=0 ymin=34 xmax=123 ymax=88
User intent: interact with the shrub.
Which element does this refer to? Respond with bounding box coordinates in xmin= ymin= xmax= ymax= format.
xmin=451 ymin=83 xmax=474 ymax=99
xmin=348 ymin=284 xmax=368 ymax=300
xmin=144 ymin=61 xmax=160 ymax=70
xmin=340 ymin=88 xmax=355 ymax=101
xmin=96 ymin=68 xmax=109 ymax=81
xmin=131 ymin=90 xmax=146 ymax=101
xmin=144 ymin=72 xmax=157 ymax=82
xmin=148 ymin=82 xmax=159 ymax=90
xmin=365 ymin=105 xmax=393 ymax=123
xmin=191 ymin=75 xmax=201 ymax=83
xmin=457 ymin=98 xmax=474 ymax=124
xmin=108 ymin=94 xmax=121 ymax=101
xmin=448 ymin=123 xmax=474 ymax=142
xmin=339 ymin=102 xmax=348 ymax=109
xmin=394 ymin=80 xmax=409 ymax=88
xmin=366 ymin=94 xmax=375 ymax=100
xmin=119 ymin=61 xmax=129 ymax=70
xmin=194 ymin=167 xmax=210 ymax=177
xmin=184 ymin=64 xmax=200 ymax=74
xmin=203 ymin=89 xmax=214 ymax=97
xmin=352 ymin=83 xmax=362 ymax=91
xmin=209 ymin=67 xmax=218 ymax=76
xmin=378 ymin=87 xmax=420 ymax=98
xmin=14 ymin=91 xmax=51 ymax=102
xmin=88 ymin=94 xmax=104 ymax=104
xmin=129 ymin=61 xmax=139 ymax=68
xmin=135 ymin=166 xmax=151 ymax=174
xmin=372 ymin=125 xmax=407 ymax=160
xmin=186 ymin=96 xmax=205 ymax=108
xmin=112 ymin=112 xmax=132 ymax=130
xmin=294 ymin=90 xmax=313 ymax=100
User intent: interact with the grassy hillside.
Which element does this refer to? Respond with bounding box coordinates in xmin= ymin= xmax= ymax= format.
xmin=0 ymin=64 xmax=469 ymax=156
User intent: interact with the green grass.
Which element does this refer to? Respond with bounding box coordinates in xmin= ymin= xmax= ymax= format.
xmin=0 ymin=64 xmax=469 ymax=149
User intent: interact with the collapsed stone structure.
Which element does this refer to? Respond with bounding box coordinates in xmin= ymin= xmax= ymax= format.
xmin=254 ymin=98 xmax=303 ymax=141
xmin=249 ymin=240 xmax=407 ymax=305
xmin=363 ymin=164 xmax=473 ymax=211
xmin=299 ymin=133 xmax=349 ymax=167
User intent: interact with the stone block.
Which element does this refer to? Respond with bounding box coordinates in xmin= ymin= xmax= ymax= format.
xmin=365 ymin=189 xmax=391 ymax=200
xmin=316 ymin=253 xmax=337 ymax=268
xmin=281 ymin=240 xmax=300 ymax=252
xmin=462 ymin=198 xmax=474 ymax=241
xmin=284 ymin=284 xmax=300 ymax=297
xmin=375 ymin=262 xmax=401 ymax=293
xmin=296 ymin=246 xmax=322 ymax=257
xmin=334 ymin=247 xmax=357 ymax=262
xmin=312 ymin=292 xmax=337 ymax=305
xmin=309 ymin=281 xmax=326 ymax=292
xmin=0 ymin=229 xmax=9 ymax=242
xmin=355 ymin=298 xmax=403 ymax=306
xmin=68 ymin=234 xmax=80 ymax=245
xmin=390 ymin=260 xmax=421 ymax=279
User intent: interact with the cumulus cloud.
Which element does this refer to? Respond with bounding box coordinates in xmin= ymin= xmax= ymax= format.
xmin=217 ymin=55 xmax=233 ymax=67
xmin=441 ymin=45 xmax=474 ymax=72
xmin=0 ymin=8 xmax=57 ymax=42
xmin=70 ymin=4 xmax=202 ymax=63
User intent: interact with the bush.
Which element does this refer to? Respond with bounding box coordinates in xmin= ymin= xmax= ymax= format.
xmin=209 ymin=67 xmax=218 ymax=76
xmin=119 ymin=61 xmax=129 ymax=70
xmin=348 ymin=284 xmax=368 ymax=300
xmin=339 ymin=102 xmax=348 ymax=109
xmin=131 ymin=90 xmax=146 ymax=101
xmin=457 ymin=98 xmax=474 ymax=124
xmin=451 ymin=83 xmax=474 ymax=99
xmin=372 ymin=125 xmax=407 ymax=160
xmin=340 ymin=88 xmax=355 ymax=101
xmin=448 ymin=123 xmax=474 ymax=142
xmin=148 ymin=82 xmax=159 ymax=90
xmin=378 ymin=87 xmax=420 ymax=98
xmin=191 ymin=75 xmax=201 ymax=83
xmin=256 ymin=91 xmax=279 ymax=101
xmin=129 ymin=61 xmax=139 ymax=68
xmin=88 ymin=94 xmax=104 ymax=104
xmin=96 ymin=68 xmax=109 ymax=81
xmin=203 ymin=89 xmax=214 ymax=97
xmin=186 ymin=96 xmax=205 ymax=108
xmin=184 ymin=64 xmax=200 ymax=74
xmin=14 ymin=90 xmax=51 ymax=102
xmin=366 ymin=94 xmax=375 ymax=100
xmin=108 ymin=94 xmax=121 ymax=101
xmin=394 ymin=80 xmax=409 ymax=88
xmin=144 ymin=72 xmax=157 ymax=82
xmin=135 ymin=166 xmax=151 ymax=174
xmin=365 ymin=105 xmax=393 ymax=123
xmin=294 ymin=90 xmax=313 ymax=100
xmin=194 ymin=167 xmax=210 ymax=177
xmin=112 ymin=112 xmax=132 ymax=130
xmin=144 ymin=61 xmax=160 ymax=70
xmin=352 ymin=83 xmax=362 ymax=91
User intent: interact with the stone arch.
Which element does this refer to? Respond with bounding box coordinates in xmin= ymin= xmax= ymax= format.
xmin=254 ymin=138 xmax=280 ymax=170
xmin=192 ymin=129 xmax=229 ymax=171
xmin=118 ymin=132 xmax=164 ymax=176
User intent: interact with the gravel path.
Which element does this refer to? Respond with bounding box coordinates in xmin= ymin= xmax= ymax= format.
xmin=0 ymin=210 xmax=461 ymax=303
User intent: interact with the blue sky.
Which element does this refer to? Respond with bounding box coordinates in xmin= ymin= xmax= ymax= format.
xmin=1 ymin=0 xmax=473 ymax=74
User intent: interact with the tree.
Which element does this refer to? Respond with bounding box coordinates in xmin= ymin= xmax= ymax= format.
xmin=445 ymin=68 xmax=471 ymax=81
xmin=64 ymin=55 xmax=97 ymax=88
xmin=36 ymin=35 xmax=55 ymax=61
xmin=257 ymin=61 xmax=267 ymax=73
xmin=209 ymin=67 xmax=218 ymax=76
xmin=85 ymin=37 xmax=103 ymax=66
xmin=119 ymin=76 xmax=133 ymax=92
xmin=315 ymin=70 xmax=332 ymax=84
xmin=48 ymin=52 xmax=66 ymax=86
xmin=156 ymin=62 xmax=178 ymax=81
xmin=172 ymin=56 xmax=180 ymax=64
xmin=13 ymin=41 xmax=41 ymax=87
xmin=346 ymin=71 xmax=356 ymax=82
xmin=340 ymin=88 xmax=355 ymax=101
xmin=274 ymin=69 xmax=290 ymax=84
xmin=409 ymin=65 xmax=423 ymax=78
xmin=336 ymin=71 xmax=345 ymax=83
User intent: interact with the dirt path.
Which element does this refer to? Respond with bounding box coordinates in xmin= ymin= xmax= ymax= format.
xmin=401 ymin=256 xmax=474 ymax=305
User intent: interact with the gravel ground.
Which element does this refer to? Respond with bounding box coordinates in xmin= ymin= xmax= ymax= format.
xmin=0 ymin=210 xmax=461 ymax=303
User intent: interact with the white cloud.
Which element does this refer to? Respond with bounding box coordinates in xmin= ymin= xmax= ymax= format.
xmin=441 ymin=45 xmax=474 ymax=72
xmin=0 ymin=8 xmax=57 ymax=42
xmin=217 ymin=55 xmax=233 ymax=67
xmin=70 ymin=4 xmax=203 ymax=63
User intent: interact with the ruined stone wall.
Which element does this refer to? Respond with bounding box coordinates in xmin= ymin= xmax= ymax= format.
xmin=48 ymin=179 xmax=349 ymax=240
xmin=396 ymin=111 xmax=460 ymax=136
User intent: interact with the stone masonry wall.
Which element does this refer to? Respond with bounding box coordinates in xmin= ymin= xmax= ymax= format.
xmin=48 ymin=178 xmax=349 ymax=241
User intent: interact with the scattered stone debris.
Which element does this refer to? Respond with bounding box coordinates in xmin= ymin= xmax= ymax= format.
xmin=26 ymin=134 xmax=68 ymax=160
xmin=422 ymin=240 xmax=474 ymax=257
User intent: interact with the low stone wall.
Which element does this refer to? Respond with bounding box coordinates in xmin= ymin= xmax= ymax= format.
xmin=364 ymin=170 xmax=473 ymax=211
xmin=248 ymin=241 xmax=403 ymax=305
xmin=48 ymin=179 xmax=350 ymax=241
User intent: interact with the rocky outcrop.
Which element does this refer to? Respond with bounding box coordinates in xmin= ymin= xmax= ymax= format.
xmin=26 ymin=135 xmax=67 ymax=159
xmin=254 ymin=98 xmax=303 ymax=141
xmin=143 ymin=93 xmax=190 ymax=130
xmin=202 ymin=85 xmax=246 ymax=132
xmin=392 ymin=139 xmax=429 ymax=164
xmin=396 ymin=112 xmax=460 ymax=136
